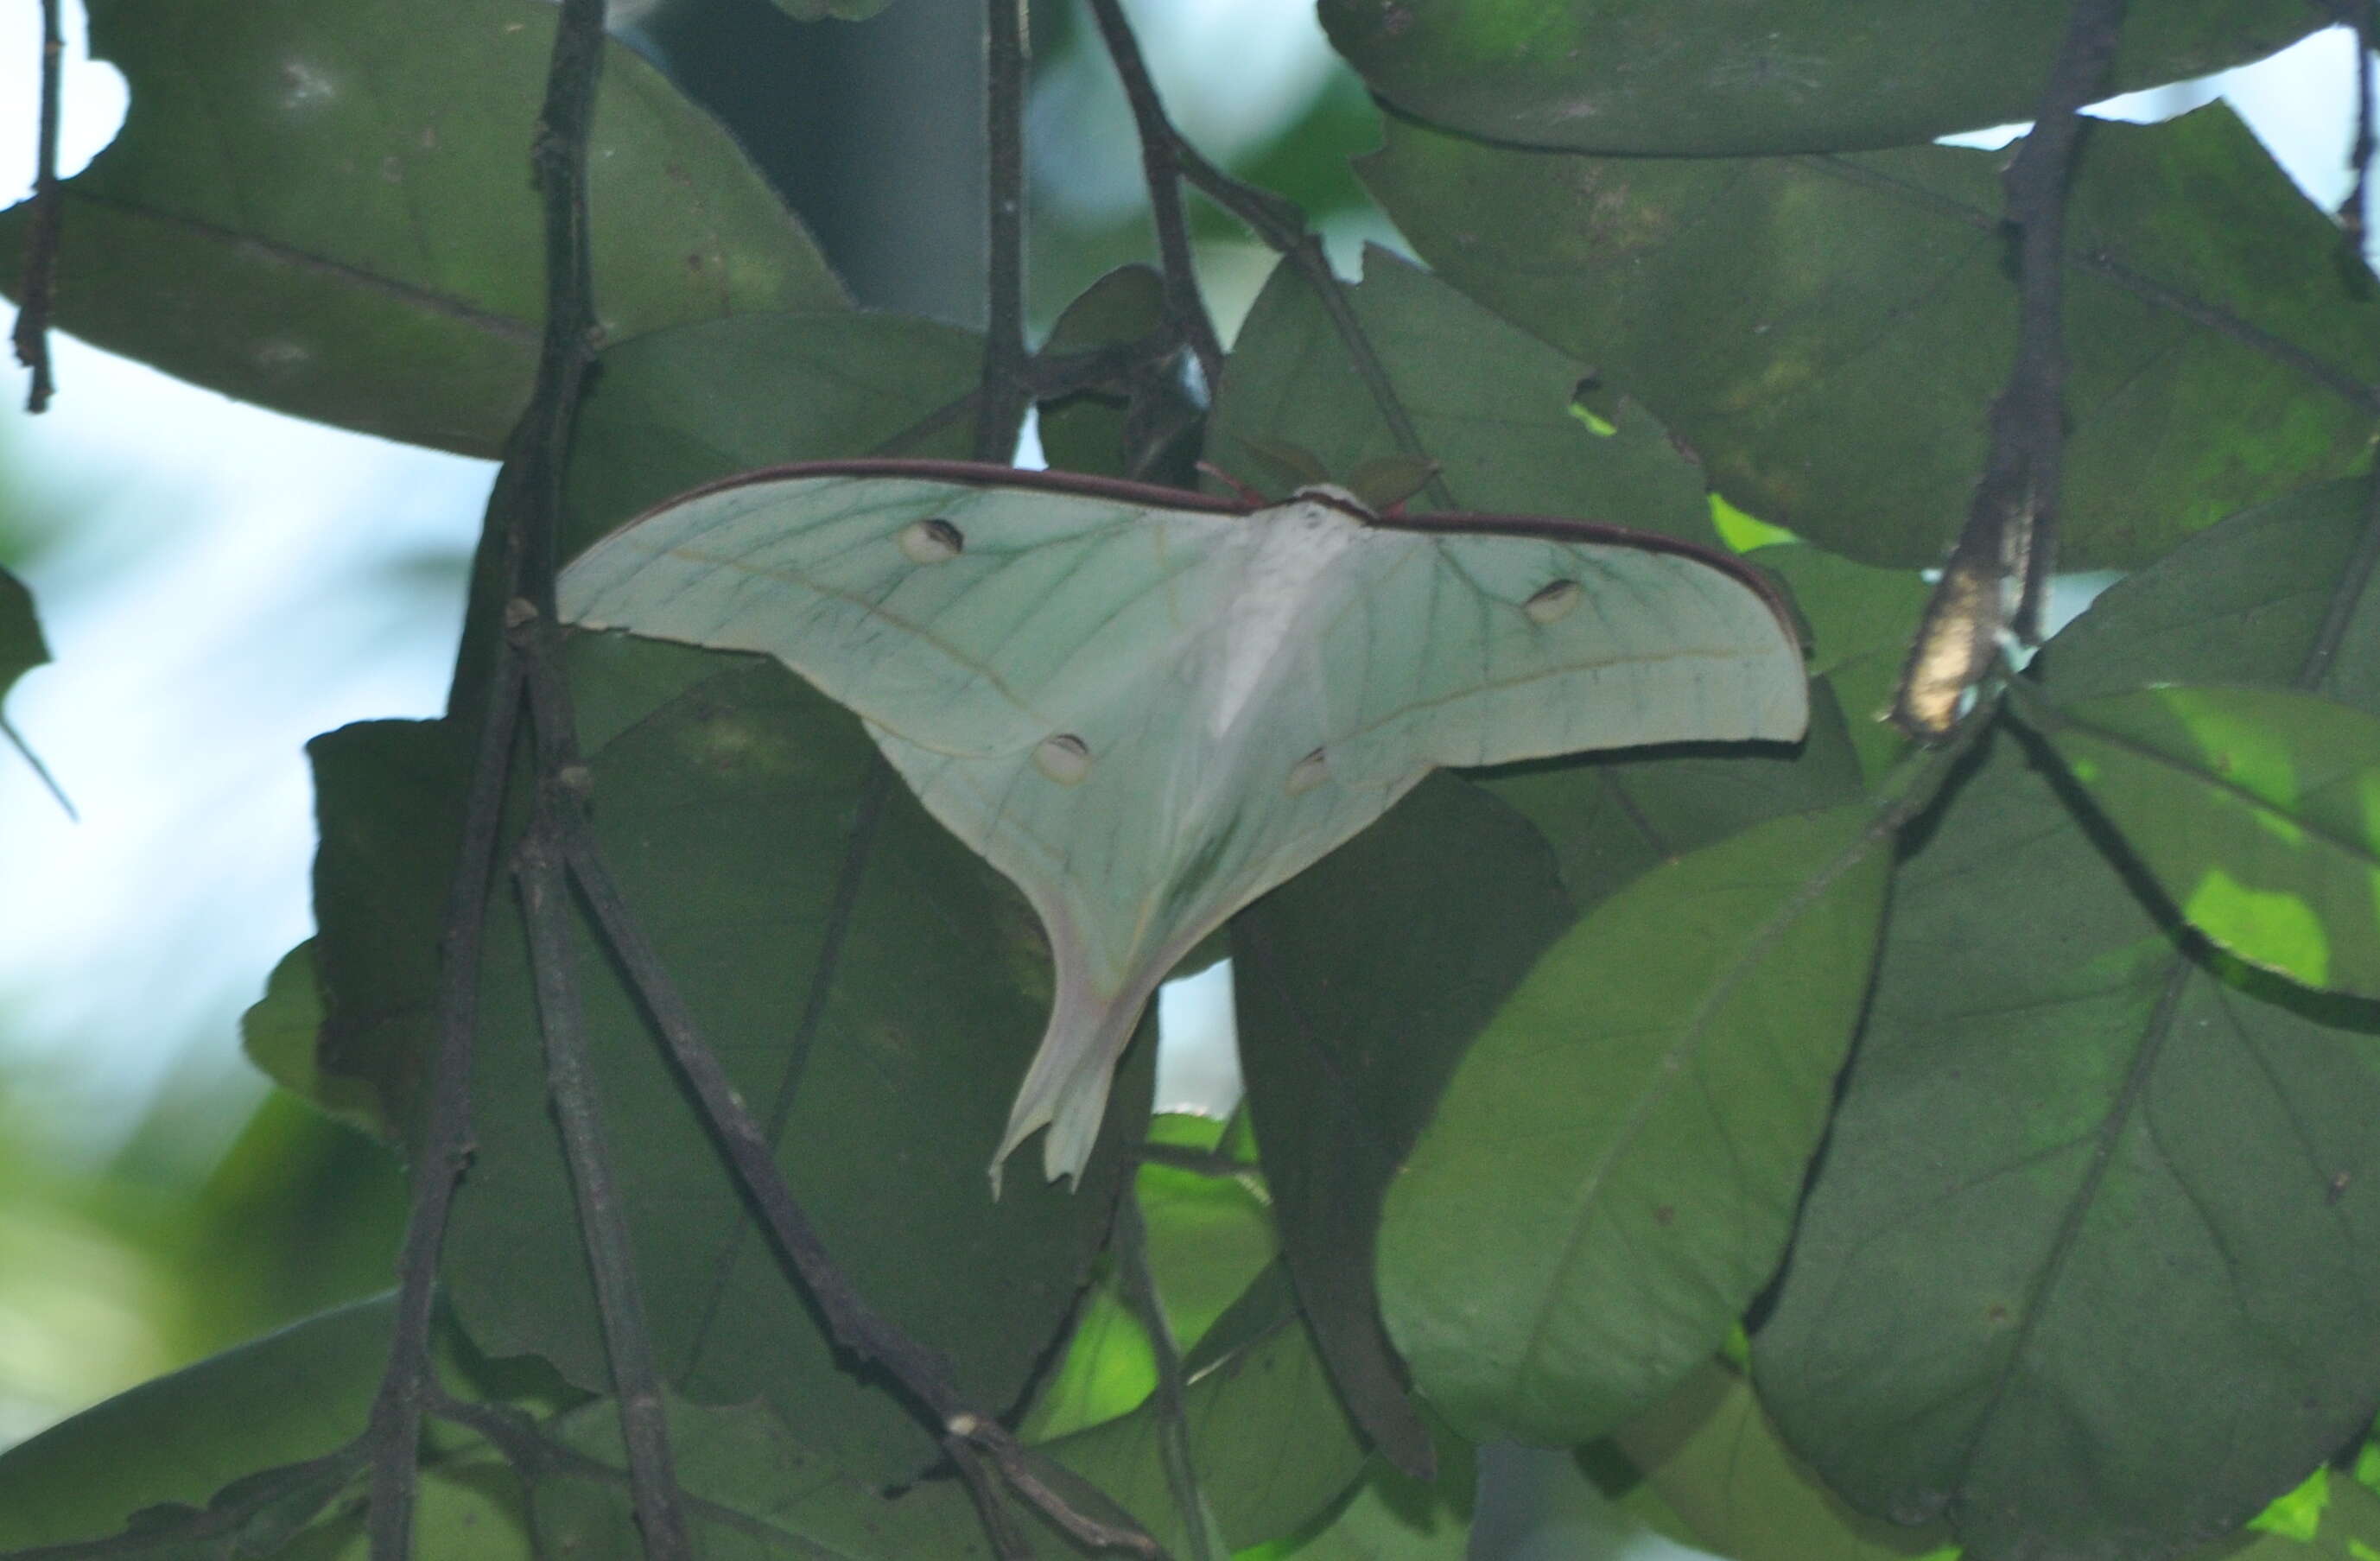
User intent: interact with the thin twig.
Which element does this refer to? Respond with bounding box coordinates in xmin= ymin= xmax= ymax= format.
xmin=560 ymin=834 xmax=1164 ymax=1556
xmin=1890 ymin=0 xmax=2128 ymax=739
xmin=976 ymin=0 xmax=1031 ymax=463
xmin=1166 ymin=101 xmax=1455 ymax=508
xmin=513 ymin=802 xmax=693 ymax=1558
xmin=1081 ymin=0 xmax=1224 ymax=395
xmin=1113 ymin=1193 xmax=1218 ymax=1561
xmin=364 ymin=653 xmax=522 ymax=1561
xmin=367 ymin=0 xmax=614 ymax=1551
xmin=12 ymin=0 xmax=64 ymax=411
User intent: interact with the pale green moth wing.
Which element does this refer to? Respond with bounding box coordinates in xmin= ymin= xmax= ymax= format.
xmin=559 ymin=460 xmax=1808 ymax=1188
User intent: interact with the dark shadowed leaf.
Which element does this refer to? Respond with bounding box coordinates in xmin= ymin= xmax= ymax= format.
xmin=1752 ymin=728 xmax=2380 ymax=1560
xmin=1379 ymin=802 xmax=1890 ymax=1445
xmin=1047 ymin=1262 xmax=1370 ymax=1556
xmin=0 ymin=0 xmax=846 ymax=455
xmin=0 ymin=567 xmax=63 ymax=809
xmin=561 ymin=311 xmax=983 ymax=557
xmin=1609 ymin=1361 xmax=1951 ymax=1561
xmin=1234 ymin=773 xmax=1577 ymax=1478
xmin=1360 ymin=106 xmax=2380 ymax=568
xmin=531 ymin=1395 xmax=1019 ymax=1559
xmin=2037 ymin=479 xmax=2380 ymax=708
xmin=303 ymin=718 xmax=472 ymax=1144
xmin=1320 ymin=0 xmax=2318 ymax=155
xmin=2025 ymin=684 xmax=2380 ymax=999
xmin=441 ymin=636 xmax=1148 ymax=1488
xmin=0 ymin=568 xmax=43 ymax=707
xmin=1035 ymin=264 xmax=1203 ymax=485
xmin=1209 ymin=248 xmax=1720 ymax=544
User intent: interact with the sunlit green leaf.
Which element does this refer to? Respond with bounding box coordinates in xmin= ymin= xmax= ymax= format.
xmin=1321 ymin=0 xmax=2319 ymax=154
xmin=1379 ymin=803 xmax=1889 ymax=1444
xmin=1046 ymin=1263 xmax=1368 ymax=1556
xmin=0 ymin=0 xmax=847 ymax=455
xmin=1023 ymin=1114 xmax=1276 ymax=1443
xmin=1360 ymin=105 xmax=2380 ymax=569
xmin=2026 ymin=684 xmax=2380 ymax=999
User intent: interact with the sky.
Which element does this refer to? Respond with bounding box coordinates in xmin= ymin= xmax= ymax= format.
xmin=0 ymin=4 xmax=2367 ymax=1173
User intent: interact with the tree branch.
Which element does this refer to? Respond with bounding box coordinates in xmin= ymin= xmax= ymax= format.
xmin=1890 ymin=0 xmax=2128 ymax=739
xmin=1161 ymin=115 xmax=1448 ymax=502
xmin=367 ymin=0 xmax=620 ymax=1552
xmin=1082 ymin=0 xmax=1225 ymax=396
xmin=976 ymin=0 xmax=1031 ymax=463
xmin=513 ymin=794 xmax=692 ymax=1558
xmin=1113 ymin=1192 xmax=1219 ymax=1561
xmin=12 ymin=0 xmax=63 ymax=411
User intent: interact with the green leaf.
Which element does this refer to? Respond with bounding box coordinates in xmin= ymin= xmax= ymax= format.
xmin=2038 ymin=479 xmax=2380 ymax=710
xmin=0 ymin=567 xmax=61 ymax=808
xmin=529 ymin=1395 xmax=1019 ymax=1560
xmin=1035 ymin=264 xmax=1202 ymax=485
xmin=304 ymin=719 xmax=472 ymax=1145
xmin=1359 ymin=105 xmax=2380 ymax=569
xmin=1749 ymin=543 xmax=1927 ymax=784
xmin=240 ymin=941 xmax=387 ymax=1139
xmin=2231 ymin=1469 xmax=2380 ymax=1558
xmin=1320 ymin=0 xmax=2320 ymax=154
xmin=1209 ymin=247 xmax=1720 ymax=545
xmin=2025 ymin=684 xmax=2380 ymax=999
xmin=0 ymin=568 xmax=45 ymax=708
xmin=1241 ymin=1441 xmax=1477 ymax=1560
xmin=0 ymin=0 xmax=847 ymax=456
xmin=0 ymin=1298 xmax=390 ymax=1550
xmin=1234 ymin=773 xmax=1579 ymax=1477
xmin=1481 ymin=680 xmax=1869 ymax=909
xmin=562 ymin=311 xmax=984 ymax=557
xmin=442 ymin=637 xmax=1150 ymax=1487
xmin=1023 ymin=1114 xmax=1278 ymax=1443
xmin=1047 ymin=1263 xmax=1371 ymax=1556
xmin=1378 ymin=802 xmax=1890 ymax=1444
xmin=0 ymin=1297 xmax=539 ymax=1558
xmin=1752 ymin=727 xmax=2380 ymax=1560
xmin=1610 ymin=1361 xmax=1952 ymax=1561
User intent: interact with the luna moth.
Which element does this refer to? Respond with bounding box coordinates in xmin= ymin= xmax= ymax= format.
xmin=559 ymin=459 xmax=1807 ymax=1188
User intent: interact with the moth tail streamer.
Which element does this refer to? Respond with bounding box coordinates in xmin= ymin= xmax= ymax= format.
xmin=989 ymin=970 xmax=1158 ymax=1196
